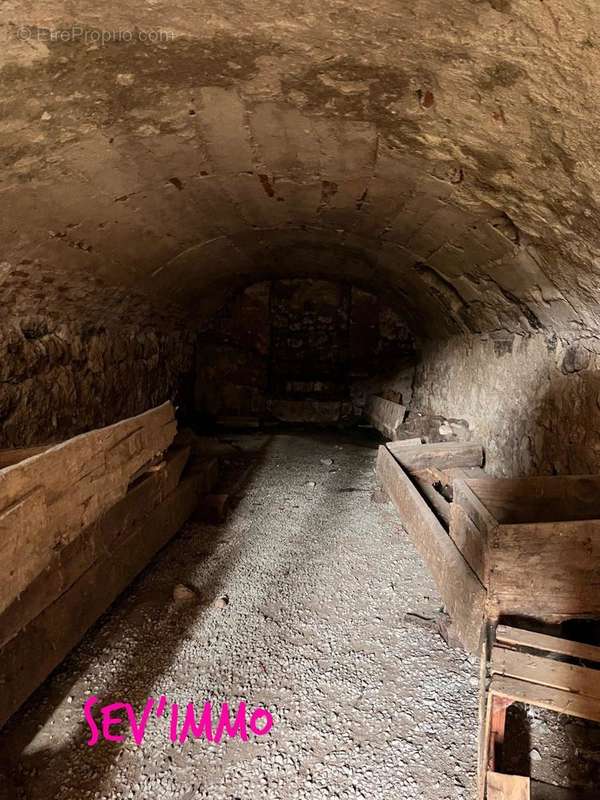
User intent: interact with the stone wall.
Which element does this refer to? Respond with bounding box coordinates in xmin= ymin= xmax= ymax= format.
xmin=195 ymin=279 xmax=415 ymax=424
xmin=412 ymin=332 xmax=600 ymax=477
xmin=0 ymin=262 xmax=195 ymax=447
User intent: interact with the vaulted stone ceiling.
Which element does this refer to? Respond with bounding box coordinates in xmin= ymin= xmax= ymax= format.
xmin=1 ymin=0 xmax=598 ymax=337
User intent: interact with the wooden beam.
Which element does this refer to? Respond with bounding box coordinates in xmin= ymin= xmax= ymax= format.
xmin=387 ymin=440 xmax=484 ymax=470
xmin=491 ymin=646 xmax=600 ymax=700
xmin=0 ymin=445 xmax=52 ymax=469
xmin=496 ymin=625 xmax=600 ymax=664
xmin=449 ymin=500 xmax=487 ymax=583
xmin=409 ymin=468 xmax=451 ymax=526
xmin=376 ymin=445 xmax=485 ymax=653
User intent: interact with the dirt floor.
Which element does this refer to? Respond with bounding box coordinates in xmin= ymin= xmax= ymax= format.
xmin=0 ymin=432 xmax=480 ymax=799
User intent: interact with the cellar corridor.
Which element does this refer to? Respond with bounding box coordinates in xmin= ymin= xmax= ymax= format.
xmin=2 ymin=1 xmax=600 ymax=798
xmin=0 ymin=433 xmax=480 ymax=800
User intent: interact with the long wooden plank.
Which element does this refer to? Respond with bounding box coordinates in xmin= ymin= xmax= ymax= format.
xmin=489 ymin=675 xmax=600 ymax=723
xmin=409 ymin=468 xmax=451 ymax=525
xmin=491 ymin=646 xmax=600 ymax=700
xmin=496 ymin=625 xmax=600 ymax=664
xmin=452 ymin=479 xmax=497 ymax=535
xmin=365 ymin=396 xmax=407 ymax=440
xmin=0 ymin=470 xmax=209 ymax=730
xmin=488 ymin=520 xmax=600 ymax=621
xmin=487 ymin=772 xmax=530 ymax=800
xmin=449 ymin=501 xmax=487 ymax=583
xmin=0 ymin=447 xmax=211 ymax=650
xmin=376 ymin=445 xmax=485 ymax=653
xmin=387 ymin=440 xmax=484 ymax=470
xmin=0 ymin=402 xmax=177 ymax=616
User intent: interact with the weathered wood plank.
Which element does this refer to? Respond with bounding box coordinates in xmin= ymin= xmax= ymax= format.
xmin=444 ymin=466 xmax=487 ymax=482
xmin=453 ymin=480 xmax=498 ymax=539
xmin=409 ymin=468 xmax=451 ymax=526
xmin=0 ymin=469 xmax=212 ymax=730
xmin=376 ymin=445 xmax=485 ymax=653
xmin=365 ymin=396 xmax=407 ymax=440
xmin=487 ymin=772 xmax=530 ymax=800
xmin=0 ymin=402 xmax=178 ymax=616
xmin=0 ymin=447 xmax=207 ymax=650
xmin=449 ymin=500 xmax=487 ymax=583
xmin=387 ymin=440 xmax=484 ymax=470
xmin=488 ymin=519 xmax=600 ymax=621
xmin=496 ymin=625 xmax=600 ymax=664
xmin=490 ymin=675 xmax=600 ymax=723
xmin=491 ymin=646 xmax=600 ymax=700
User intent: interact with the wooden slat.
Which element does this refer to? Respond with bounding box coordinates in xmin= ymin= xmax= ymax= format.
xmin=387 ymin=440 xmax=484 ymax=470
xmin=487 ymin=772 xmax=530 ymax=800
xmin=491 ymin=646 xmax=600 ymax=700
xmin=0 ymin=467 xmax=214 ymax=730
xmin=376 ymin=445 xmax=485 ymax=653
xmin=488 ymin=519 xmax=600 ymax=621
xmin=496 ymin=625 xmax=600 ymax=664
xmin=489 ymin=675 xmax=600 ymax=723
xmin=449 ymin=501 xmax=487 ymax=583
xmin=365 ymin=396 xmax=407 ymax=440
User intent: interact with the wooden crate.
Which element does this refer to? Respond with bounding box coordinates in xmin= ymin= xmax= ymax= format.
xmin=452 ymin=476 xmax=600 ymax=623
xmin=479 ymin=624 xmax=600 ymax=799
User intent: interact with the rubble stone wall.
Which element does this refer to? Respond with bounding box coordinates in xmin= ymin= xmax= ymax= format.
xmin=0 ymin=262 xmax=195 ymax=447
xmin=412 ymin=332 xmax=600 ymax=477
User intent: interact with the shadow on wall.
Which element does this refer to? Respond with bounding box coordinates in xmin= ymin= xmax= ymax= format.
xmin=532 ymin=360 xmax=600 ymax=477
xmin=194 ymin=278 xmax=416 ymax=428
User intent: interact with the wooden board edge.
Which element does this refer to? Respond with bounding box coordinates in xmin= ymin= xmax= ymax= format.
xmin=376 ymin=445 xmax=486 ymax=653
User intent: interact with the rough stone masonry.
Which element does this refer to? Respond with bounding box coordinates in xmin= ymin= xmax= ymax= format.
xmin=1 ymin=1 xmax=600 ymax=470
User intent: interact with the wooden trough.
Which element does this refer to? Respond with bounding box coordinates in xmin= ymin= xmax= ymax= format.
xmin=0 ymin=402 xmax=218 ymax=729
xmin=377 ymin=440 xmax=600 ymax=652
xmin=453 ymin=475 xmax=600 ymax=625
xmin=376 ymin=440 xmax=487 ymax=653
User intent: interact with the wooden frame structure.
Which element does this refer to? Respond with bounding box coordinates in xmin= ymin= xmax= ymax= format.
xmin=480 ymin=625 xmax=600 ymax=799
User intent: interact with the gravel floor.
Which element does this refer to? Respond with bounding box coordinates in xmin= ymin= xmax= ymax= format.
xmin=0 ymin=432 xmax=479 ymax=799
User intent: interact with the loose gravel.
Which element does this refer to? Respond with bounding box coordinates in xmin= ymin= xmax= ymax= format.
xmin=0 ymin=432 xmax=479 ymax=799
